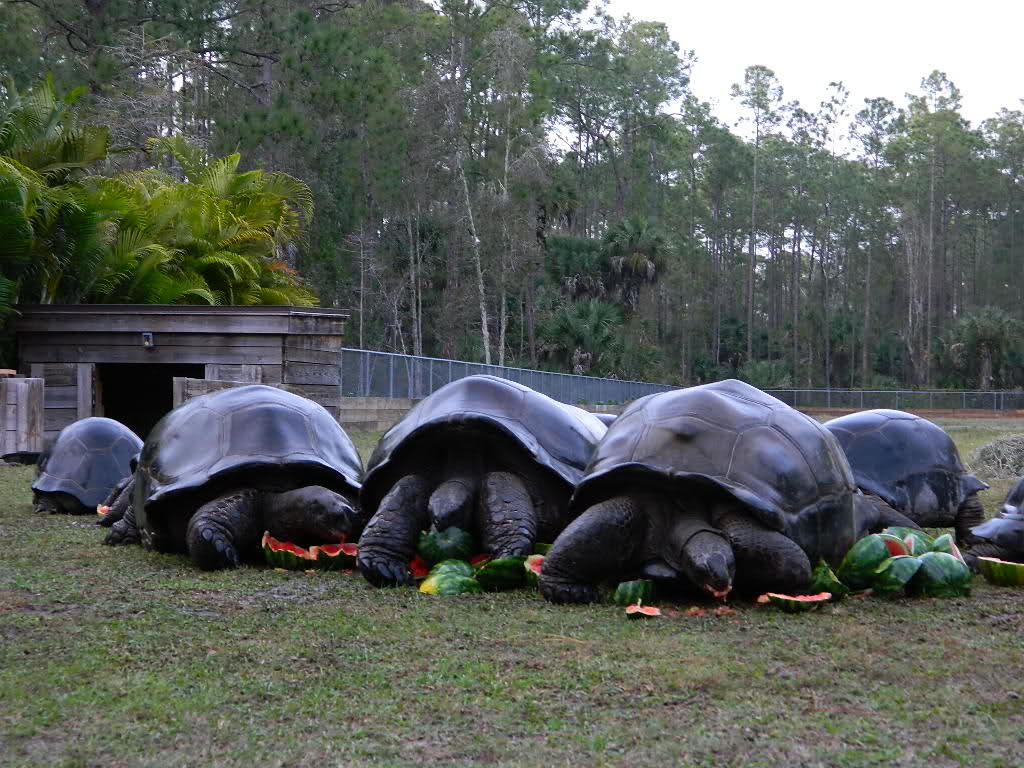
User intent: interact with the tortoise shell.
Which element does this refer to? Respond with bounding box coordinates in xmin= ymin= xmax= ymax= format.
xmin=971 ymin=476 xmax=1024 ymax=555
xmin=361 ymin=375 xmax=607 ymax=514
xmin=572 ymin=379 xmax=861 ymax=566
xmin=823 ymin=409 xmax=987 ymax=528
xmin=32 ymin=417 xmax=142 ymax=510
xmin=135 ymin=385 xmax=362 ymax=535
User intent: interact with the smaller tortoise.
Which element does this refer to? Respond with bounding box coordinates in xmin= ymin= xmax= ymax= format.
xmin=539 ymin=380 xmax=917 ymax=604
xmin=101 ymin=385 xmax=365 ymax=570
xmin=32 ymin=417 xmax=142 ymax=515
xmin=357 ymin=375 xmax=607 ymax=587
xmin=966 ymin=477 xmax=1024 ymax=564
xmin=823 ymin=409 xmax=988 ymax=544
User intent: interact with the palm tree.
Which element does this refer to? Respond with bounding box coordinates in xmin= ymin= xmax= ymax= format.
xmin=953 ymin=307 xmax=1020 ymax=390
xmin=601 ymin=215 xmax=668 ymax=310
xmin=542 ymin=298 xmax=622 ymax=375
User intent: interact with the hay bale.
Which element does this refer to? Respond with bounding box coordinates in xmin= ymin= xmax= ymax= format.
xmin=969 ymin=434 xmax=1024 ymax=479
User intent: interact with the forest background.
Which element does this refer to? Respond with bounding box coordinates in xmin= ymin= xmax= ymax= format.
xmin=2 ymin=0 xmax=1024 ymax=392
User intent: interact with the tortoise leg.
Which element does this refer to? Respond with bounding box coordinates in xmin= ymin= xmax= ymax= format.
xmin=263 ymin=486 xmax=365 ymax=546
xmin=185 ymin=488 xmax=262 ymax=570
xmin=478 ymin=471 xmax=536 ymax=557
xmin=713 ymin=507 xmax=811 ymax=593
xmin=539 ymin=495 xmax=646 ymax=604
xmin=104 ymin=500 xmax=140 ymax=546
xmin=357 ymin=474 xmax=431 ymax=587
xmin=32 ymin=493 xmax=60 ymax=515
xmin=429 ymin=475 xmax=478 ymax=532
xmin=954 ymin=493 xmax=986 ymax=546
xmin=961 ymin=541 xmax=1010 ymax=573
xmin=661 ymin=513 xmax=734 ymax=601
xmin=98 ymin=475 xmax=135 ymax=527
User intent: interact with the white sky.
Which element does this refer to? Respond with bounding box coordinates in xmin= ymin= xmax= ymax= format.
xmin=604 ymin=0 xmax=1023 ymax=132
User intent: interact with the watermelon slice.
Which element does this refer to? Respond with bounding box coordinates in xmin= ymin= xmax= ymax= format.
xmin=810 ymin=559 xmax=849 ymax=601
xmin=977 ymin=557 xmax=1024 ymax=587
xmin=309 ymin=542 xmax=358 ymax=570
xmin=261 ymin=532 xmax=316 ymax=569
xmin=625 ymin=603 xmax=661 ymax=619
xmin=524 ymin=554 xmax=544 ymax=586
xmin=763 ymin=592 xmax=831 ymax=613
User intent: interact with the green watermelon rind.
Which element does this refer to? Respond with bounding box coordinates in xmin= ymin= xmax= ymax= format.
xmin=612 ymin=580 xmax=655 ymax=606
xmin=929 ymin=533 xmax=966 ymax=564
xmin=417 ymin=527 xmax=477 ymax=565
xmin=474 ymin=556 xmax=528 ymax=591
xmin=419 ymin=574 xmax=483 ymax=596
xmin=428 ymin=559 xmax=475 ymax=579
xmin=837 ymin=535 xmax=891 ymax=590
xmin=872 ymin=555 xmax=923 ymax=596
xmin=905 ymin=551 xmax=972 ymax=598
xmin=977 ymin=557 xmax=1024 ymax=587
xmin=765 ymin=592 xmax=831 ymax=613
xmin=261 ymin=532 xmax=315 ymax=570
xmin=810 ymin=559 xmax=849 ymax=601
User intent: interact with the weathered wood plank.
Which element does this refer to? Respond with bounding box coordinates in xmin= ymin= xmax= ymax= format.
xmin=285 ymin=334 xmax=344 ymax=352
xmin=0 ymin=379 xmax=45 ymax=454
xmin=20 ymin=332 xmax=285 ymax=348
xmin=44 ymin=386 xmax=77 ymax=409
xmin=283 ymin=362 xmax=341 ymax=386
xmin=17 ymin=306 xmax=349 ymax=336
xmin=205 ymin=364 xmax=264 ymax=383
xmin=45 ymin=408 xmax=77 ymax=432
xmin=23 ymin=345 xmax=284 ymax=365
xmin=283 ymin=346 xmax=342 ymax=365
xmin=31 ymin=363 xmax=77 ymax=387
xmin=288 ymin=314 xmax=347 ymax=336
xmin=77 ymin=363 xmax=94 ymax=418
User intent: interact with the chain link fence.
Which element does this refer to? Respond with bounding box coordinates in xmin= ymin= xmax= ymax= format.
xmin=340 ymin=348 xmax=1024 ymax=410
xmin=340 ymin=349 xmax=673 ymax=403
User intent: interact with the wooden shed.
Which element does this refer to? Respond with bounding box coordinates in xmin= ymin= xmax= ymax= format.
xmin=16 ymin=305 xmax=348 ymax=439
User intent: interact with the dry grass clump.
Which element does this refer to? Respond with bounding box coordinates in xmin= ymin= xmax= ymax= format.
xmin=969 ymin=433 xmax=1024 ymax=478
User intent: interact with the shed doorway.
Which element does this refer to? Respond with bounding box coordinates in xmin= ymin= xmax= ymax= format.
xmin=98 ymin=363 xmax=204 ymax=439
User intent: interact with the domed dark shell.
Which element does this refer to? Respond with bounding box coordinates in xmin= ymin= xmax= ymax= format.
xmin=32 ymin=417 xmax=143 ymax=510
xmin=971 ymin=476 xmax=1024 ymax=555
xmin=572 ymin=379 xmax=861 ymax=566
xmin=361 ymin=375 xmax=607 ymax=514
xmin=135 ymin=385 xmax=362 ymax=534
xmin=823 ymin=409 xmax=987 ymax=527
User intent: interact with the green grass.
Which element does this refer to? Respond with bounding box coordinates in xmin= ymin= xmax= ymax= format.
xmin=2 ymin=425 xmax=1024 ymax=767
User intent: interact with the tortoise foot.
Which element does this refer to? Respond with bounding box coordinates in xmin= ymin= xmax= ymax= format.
xmin=539 ymin=577 xmax=601 ymax=605
xmin=356 ymin=552 xmax=413 ymax=588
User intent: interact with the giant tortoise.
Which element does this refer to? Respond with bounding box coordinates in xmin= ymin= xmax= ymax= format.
xmin=33 ymin=417 xmax=142 ymax=515
xmin=539 ymin=380 xmax=916 ymax=604
xmin=101 ymin=385 xmax=364 ymax=570
xmin=823 ymin=409 xmax=988 ymax=544
xmin=356 ymin=375 xmax=607 ymax=587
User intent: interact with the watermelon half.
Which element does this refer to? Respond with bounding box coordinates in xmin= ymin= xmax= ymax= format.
xmin=837 ymin=535 xmax=892 ymax=590
xmin=905 ymin=551 xmax=972 ymax=598
xmin=977 ymin=557 xmax=1024 ymax=587
xmin=872 ymin=555 xmax=923 ymax=597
